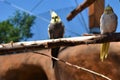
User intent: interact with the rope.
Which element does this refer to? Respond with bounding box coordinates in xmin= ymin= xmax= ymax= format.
xmin=33 ymin=51 xmax=111 ymax=80
xmin=74 ymin=0 xmax=89 ymax=32
xmin=30 ymin=0 xmax=43 ymax=12
xmin=1 ymin=0 xmax=49 ymax=23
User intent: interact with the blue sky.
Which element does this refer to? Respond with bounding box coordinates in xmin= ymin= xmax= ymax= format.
xmin=0 ymin=0 xmax=120 ymax=41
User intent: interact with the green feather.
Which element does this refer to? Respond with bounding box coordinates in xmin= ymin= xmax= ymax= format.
xmin=100 ymin=42 xmax=110 ymax=61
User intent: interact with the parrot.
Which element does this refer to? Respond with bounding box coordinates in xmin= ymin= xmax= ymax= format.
xmin=100 ymin=5 xmax=118 ymax=61
xmin=48 ymin=10 xmax=64 ymax=67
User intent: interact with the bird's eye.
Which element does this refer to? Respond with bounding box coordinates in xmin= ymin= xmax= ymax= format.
xmin=55 ymin=16 xmax=58 ymax=18
xmin=52 ymin=16 xmax=58 ymax=19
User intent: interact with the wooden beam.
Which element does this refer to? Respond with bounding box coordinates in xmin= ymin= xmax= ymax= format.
xmin=89 ymin=0 xmax=104 ymax=29
xmin=67 ymin=0 xmax=96 ymax=21
xmin=0 ymin=33 xmax=120 ymax=54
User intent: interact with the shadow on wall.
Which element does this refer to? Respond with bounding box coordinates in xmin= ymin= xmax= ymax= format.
xmin=2 ymin=64 xmax=48 ymax=80
xmin=0 ymin=51 xmax=54 ymax=80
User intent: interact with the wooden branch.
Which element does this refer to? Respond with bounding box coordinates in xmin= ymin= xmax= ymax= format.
xmin=67 ymin=0 xmax=96 ymax=21
xmin=0 ymin=33 xmax=120 ymax=54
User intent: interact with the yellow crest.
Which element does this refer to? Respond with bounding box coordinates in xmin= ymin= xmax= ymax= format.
xmin=104 ymin=5 xmax=114 ymax=14
xmin=50 ymin=10 xmax=61 ymax=23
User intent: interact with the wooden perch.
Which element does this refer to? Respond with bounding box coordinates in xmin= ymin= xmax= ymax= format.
xmin=67 ymin=0 xmax=96 ymax=21
xmin=0 ymin=33 xmax=120 ymax=54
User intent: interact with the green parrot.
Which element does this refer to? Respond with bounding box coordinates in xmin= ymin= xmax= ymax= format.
xmin=48 ymin=10 xmax=64 ymax=67
xmin=100 ymin=5 xmax=118 ymax=61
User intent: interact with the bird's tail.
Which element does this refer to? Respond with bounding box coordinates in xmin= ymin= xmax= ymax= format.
xmin=100 ymin=42 xmax=110 ymax=61
xmin=51 ymin=47 xmax=60 ymax=67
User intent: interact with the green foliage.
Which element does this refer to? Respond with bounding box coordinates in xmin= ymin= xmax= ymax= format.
xmin=0 ymin=20 xmax=19 ymax=43
xmin=0 ymin=11 xmax=36 ymax=43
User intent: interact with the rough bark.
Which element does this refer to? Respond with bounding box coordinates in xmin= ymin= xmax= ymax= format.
xmin=0 ymin=33 xmax=120 ymax=54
